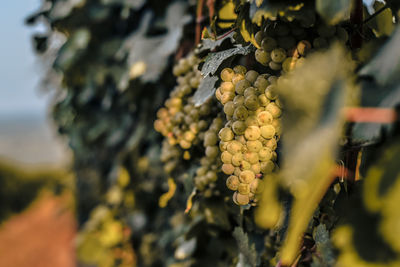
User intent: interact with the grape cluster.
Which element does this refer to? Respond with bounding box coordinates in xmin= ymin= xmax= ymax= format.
xmin=194 ymin=116 xmax=224 ymax=192
xmin=154 ymin=53 xmax=207 ymax=151
xmin=254 ymin=20 xmax=349 ymax=73
xmin=215 ymin=66 xmax=282 ymax=205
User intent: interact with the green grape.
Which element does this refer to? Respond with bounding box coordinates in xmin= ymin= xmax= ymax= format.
xmin=240 ymin=160 xmax=251 ymax=170
xmin=219 ymin=141 xmax=228 ymax=151
xmin=266 ymin=138 xmax=277 ymax=150
xmin=266 ymin=102 xmax=282 ymax=118
xmin=233 ymin=95 xmax=245 ymax=107
xmin=247 ymin=140 xmax=263 ymax=152
xmin=235 ymin=79 xmax=251 ymax=95
xmin=245 ymin=70 xmax=259 ymax=84
xmin=282 ymin=57 xmax=294 ymax=73
xmin=245 ymin=115 xmax=259 ymax=127
xmin=255 ymin=31 xmax=264 ymax=46
xmin=272 ymin=119 xmax=282 ymax=136
xmin=224 ymin=101 xmax=235 ymax=116
xmin=239 ymin=170 xmax=255 ymax=184
xmin=232 ymin=120 xmax=246 ymax=135
xmin=220 ymin=81 xmax=235 ymax=93
xmin=227 ymin=140 xmax=243 ymax=154
xmin=271 ymin=48 xmax=287 ymax=63
xmin=245 ymin=126 xmax=261 ymax=141
xmin=219 ymin=127 xmax=234 ymax=141
xmin=204 ymin=132 xmax=218 ymax=146
xmin=297 ymin=40 xmax=312 ymax=56
xmin=221 ymin=68 xmax=235 ymax=82
xmin=236 ymin=135 xmax=247 ymax=145
xmin=260 ymin=125 xmax=276 ymax=139
xmin=238 ymin=183 xmax=250 ymax=195
xmin=233 ymin=105 xmax=249 ymax=121
xmin=184 ymin=131 xmax=196 ymax=142
xmin=258 ymin=94 xmax=271 ymax=106
xmin=232 ymin=73 xmax=245 ymax=85
xmin=251 ymin=163 xmax=261 ymax=174
xmin=275 ymin=98 xmax=283 ymax=109
xmin=226 ymin=175 xmax=240 ymax=191
xmin=254 ymin=76 xmax=269 ymax=92
xmin=220 ymin=92 xmax=235 ymax=105
xmin=261 ymin=37 xmax=278 ymax=51
xmin=234 ymin=65 xmax=247 ymax=74
xmin=269 ymin=61 xmax=282 ymax=71
xmin=257 ymin=111 xmax=273 ymax=125
xmin=261 ymin=160 xmax=275 ymax=174
xmin=222 ymin=163 xmax=235 ymax=175
xmin=265 ymin=85 xmax=278 ymax=100
xmin=232 ymin=153 xmax=243 ymax=167
xmin=234 ymin=192 xmax=250 ymax=205
xmin=255 ymin=49 xmax=271 ymax=65
xmin=268 ymin=76 xmax=278 ymax=84
xmin=244 ymin=95 xmax=259 ymax=110
xmin=250 ymin=179 xmax=264 ymax=194
xmin=205 ymin=146 xmax=219 ymax=158
xmin=221 ymin=151 xmax=233 ymax=164
xmin=259 ymin=147 xmax=272 ymax=161
xmin=244 ymin=151 xmax=259 ymax=164
xmin=215 ymin=88 xmax=222 ymax=102
xmin=243 ymin=87 xmax=257 ymax=98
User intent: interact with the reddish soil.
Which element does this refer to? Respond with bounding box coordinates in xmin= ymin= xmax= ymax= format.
xmin=0 ymin=193 xmax=77 ymax=267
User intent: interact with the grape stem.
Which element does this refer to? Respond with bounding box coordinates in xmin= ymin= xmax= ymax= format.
xmin=350 ymin=0 xmax=363 ymax=48
xmin=196 ymin=0 xmax=205 ymax=45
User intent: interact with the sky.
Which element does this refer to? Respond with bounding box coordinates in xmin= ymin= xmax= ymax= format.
xmin=0 ymin=0 xmax=47 ymax=118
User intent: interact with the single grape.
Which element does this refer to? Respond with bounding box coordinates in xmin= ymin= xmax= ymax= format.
xmin=221 ymin=68 xmax=235 ymax=82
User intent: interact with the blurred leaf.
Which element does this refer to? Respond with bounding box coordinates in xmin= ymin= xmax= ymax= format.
xmin=249 ymin=0 xmax=312 ymax=26
xmin=366 ymin=2 xmax=395 ymax=37
xmin=359 ymin=26 xmax=400 ymax=87
xmin=53 ymin=29 xmax=91 ymax=71
xmin=316 ymin=0 xmax=351 ymax=25
xmin=121 ymin=2 xmax=190 ymax=83
xmin=233 ymin=227 xmax=258 ymax=267
xmin=276 ymin=44 xmax=357 ymax=265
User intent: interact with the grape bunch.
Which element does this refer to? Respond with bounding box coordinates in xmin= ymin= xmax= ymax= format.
xmin=194 ymin=116 xmax=224 ymax=192
xmin=254 ymin=20 xmax=349 ymax=74
xmin=215 ymin=66 xmax=282 ymax=205
xmin=154 ymin=52 xmax=220 ymax=163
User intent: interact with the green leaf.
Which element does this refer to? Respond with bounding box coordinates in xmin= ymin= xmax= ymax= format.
xmin=193 ymin=76 xmax=219 ymax=107
xmin=366 ymin=2 xmax=395 ymax=37
xmin=359 ymin=26 xmax=400 ymax=87
xmin=201 ymin=45 xmax=253 ymax=77
xmin=276 ymin=44 xmax=357 ymax=265
xmin=232 ymin=227 xmax=258 ymax=267
xmin=316 ymin=0 xmax=351 ymax=25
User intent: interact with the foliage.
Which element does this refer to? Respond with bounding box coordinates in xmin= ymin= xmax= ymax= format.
xmin=27 ymin=0 xmax=400 ymax=266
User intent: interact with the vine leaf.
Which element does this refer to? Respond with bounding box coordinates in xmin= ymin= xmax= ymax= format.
xmin=201 ymin=45 xmax=253 ymax=77
xmin=193 ymin=76 xmax=218 ymax=107
xmin=233 ymin=227 xmax=258 ymax=267
xmin=275 ymin=44 xmax=357 ymax=265
xmin=120 ymin=2 xmax=190 ymax=83
xmin=315 ymin=0 xmax=352 ymax=25
xmin=359 ymin=26 xmax=400 ymax=87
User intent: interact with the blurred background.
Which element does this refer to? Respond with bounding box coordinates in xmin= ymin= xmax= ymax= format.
xmin=0 ymin=2 xmax=75 ymax=267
